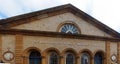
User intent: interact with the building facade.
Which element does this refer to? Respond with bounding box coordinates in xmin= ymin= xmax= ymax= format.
xmin=0 ymin=4 xmax=120 ymax=64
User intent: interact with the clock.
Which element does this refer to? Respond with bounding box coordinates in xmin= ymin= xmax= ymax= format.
xmin=111 ymin=54 xmax=117 ymax=62
xmin=3 ymin=51 xmax=14 ymax=61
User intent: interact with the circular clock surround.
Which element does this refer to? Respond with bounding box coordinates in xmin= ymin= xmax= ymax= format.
xmin=111 ymin=54 xmax=117 ymax=62
xmin=60 ymin=24 xmax=80 ymax=34
xmin=3 ymin=51 xmax=14 ymax=61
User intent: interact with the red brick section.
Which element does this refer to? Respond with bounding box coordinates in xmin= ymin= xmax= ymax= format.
xmin=117 ymin=42 xmax=120 ymax=64
xmin=15 ymin=35 xmax=23 ymax=64
xmin=106 ymin=41 xmax=110 ymax=64
xmin=0 ymin=35 xmax=2 ymax=60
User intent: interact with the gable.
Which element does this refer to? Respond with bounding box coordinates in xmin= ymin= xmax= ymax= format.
xmin=11 ymin=12 xmax=112 ymax=37
xmin=0 ymin=4 xmax=119 ymax=38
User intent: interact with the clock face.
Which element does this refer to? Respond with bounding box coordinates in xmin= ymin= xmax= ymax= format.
xmin=111 ymin=54 xmax=117 ymax=62
xmin=3 ymin=51 xmax=14 ymax=61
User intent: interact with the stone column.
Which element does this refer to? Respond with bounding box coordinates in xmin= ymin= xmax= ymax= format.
xmin=22 ymin=56 xmax=28 ymax=64
xmin=60 ymin=56 xmax=64 ymax=64
xmin=117 ymin=42 xmax=120 ymax=64
xmin=42 ymin=56 xmax=46 ymax=64
xmin=15 ymin=35 xmax=23 ymax=64
xmin=76 ymin=56 xmax=80 ymax=64
xmin=0 ymin=35 xmax=2 ymax=60
xmin=91 ymin=57 xmax=94 ymax=64
xmin=61 ymin=56 xmax=66 ymax=64
xmin=106 ymin=41 xmax=110 ymax=64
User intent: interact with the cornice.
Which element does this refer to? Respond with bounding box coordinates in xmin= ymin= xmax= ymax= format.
xmin=0 ymin=29 xmax=119 ymax=42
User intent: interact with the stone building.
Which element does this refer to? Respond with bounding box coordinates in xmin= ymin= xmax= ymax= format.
xmin=0 ymin=4 xmax=120 ymax=64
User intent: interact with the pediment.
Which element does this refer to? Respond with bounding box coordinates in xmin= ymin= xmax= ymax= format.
xmin=0 ymin=4 xmax=119 ymax=38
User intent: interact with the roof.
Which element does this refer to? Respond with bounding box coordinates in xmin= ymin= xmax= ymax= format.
xmin=0 ymin=4 xmax=120 ymax=38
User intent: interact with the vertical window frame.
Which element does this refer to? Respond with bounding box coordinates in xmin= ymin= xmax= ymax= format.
xmin=48 ymin=52 xmax=59 ymax=64
xmin=65 ymin=52 xmax=75 ymax=64
xmin=94 ymin=52 xmax=103 ymax=64
xmin=29 ymin=50 xmax=42 ymax=64
xmin=81 ymin=52 xmax=90 ymax=64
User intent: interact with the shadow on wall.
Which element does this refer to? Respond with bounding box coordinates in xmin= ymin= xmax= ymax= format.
xmin=0 ymin=60 xmax=10 ymax=64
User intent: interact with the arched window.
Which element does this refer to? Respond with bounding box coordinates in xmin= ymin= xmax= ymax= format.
xmin=94 ymin=52 xmax=103 ymax=64
xmin=60 ymin=24 xmax=79 ymax=34
xmin=49 ymin=52 xmax=59 ymax=64
xmin=66 ymin=53 xmax=75 ymax=64
xmin=81 ymin=53 xmax=90 ymax=64
xmin=29 ymin=50 xmax=41 ymax=64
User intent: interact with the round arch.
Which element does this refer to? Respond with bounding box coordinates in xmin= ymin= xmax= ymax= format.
xmin=42 ymin=47 xmax=61 ymax=64
xmin=22 ymin=47 xmax=41 ymax=64
xmin=62 ymin=48 xmax=78 ymax=64
xmin=93 ymin=50 xmax=105 ymax=58
xmin=42 ymin=47 xmax=61 ymax=56
xmin=94 ymin=50 xmax=105 ymax=64
xmin=57 ymin=21 xmax=81 ymax=33
xmin=80 ymin=49 xmax=93 ymax=58
xmin=80 ymin=49 xmax=93 ymax=64
xmin=61 ymin=48 xmax=78 ymax=56
xmin=23 ymin=47 xmax=41 ymax=56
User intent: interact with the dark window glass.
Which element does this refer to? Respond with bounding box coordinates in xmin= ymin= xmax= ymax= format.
xmin=61 ymin=24 xmax=79 ymax=34
xmin=66 ymin=53 xmax=75 ymax=64
xmin=81 ymin=53 xmax=90 ymax=64
xmin=49 ymin=52 xmax=59 ymax=64
xmin=94 ymin=53 xmax=103 ymax=64
xmin=29 ymin=50 xmax=41 ymax=64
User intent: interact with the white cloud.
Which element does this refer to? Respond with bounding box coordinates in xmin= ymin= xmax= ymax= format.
xmin=0 ymin=0 xmax=21 ymax=18
xmin=0 ymin=0 xmax=64 ymax=18
xmin=0 ymin=0 xmax=27 ymax=17
xmin=90 ymin=0 xmax=120 ymax=31
xmin=59 ymin=0 xmax=120 ymax=31
xmin=15 ymin=0 xmax=63 ymax=11
xmin=60 ymin=0 xmax=93 ymax=14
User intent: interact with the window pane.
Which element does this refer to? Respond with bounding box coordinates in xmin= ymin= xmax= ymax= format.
xmin=81 ymin=53 xmax=90 ymax=64
xmin=60 ymin=24 xmax=79 ymax=34
xmin=94 ymin=53 xmax=103 ymax=64
xmin=66 ymin=53 xmax=75 ymax=64
xmin=49 ymin=52 xmax=59 ymax=64
xmin=29 ymin=51 xmax=41 ymax=64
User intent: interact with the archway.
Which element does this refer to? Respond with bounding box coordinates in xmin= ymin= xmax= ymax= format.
xmin=94 ymin=52 xmax=104 ymax=64
xmin=80 ymin=49 xmax=93 ymax=64
xmin=81 ymin=52 xmax=90 ymax=64
xmin=29 ymin=50 xmax=42 ymax=64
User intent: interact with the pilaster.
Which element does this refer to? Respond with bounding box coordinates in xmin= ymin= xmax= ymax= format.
xmin=117 ymin=42 xmax=120 ymax=64
xmin=61 ymin=56 xmax=65 ymax=64
xmin=106 ymin=41 xmax=110 ymax=64
xmin=76 ymin=56 xmax=80 ymax=64
xmin=0 ymin=35 xmax=2 ymax=60
xmin=91 ymin=57 xmax=94 ymax=64
xmin=42 ymin=56 xmax=46 ymax=64
xmin=15 ymin=35 xmax=23 ymax=64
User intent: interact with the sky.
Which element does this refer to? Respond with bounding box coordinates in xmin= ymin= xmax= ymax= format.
xmin=0 ymin=0 xmax=120 ymax=32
